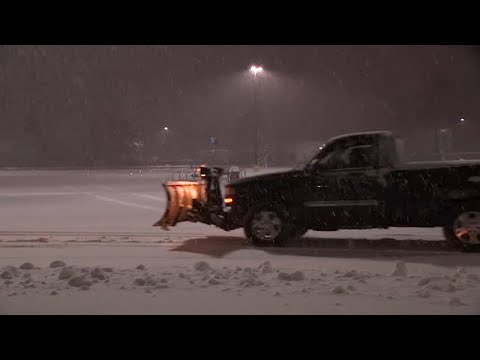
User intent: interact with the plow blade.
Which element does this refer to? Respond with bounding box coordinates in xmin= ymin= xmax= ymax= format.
xmin=153 ymin=181 xmax=207 ymax=230
xmin=154 ymin=166 xmax=227 ymax=231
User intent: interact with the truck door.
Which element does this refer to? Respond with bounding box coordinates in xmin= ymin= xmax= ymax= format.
xmin=304 ymin=137 xmax=389 ymax=229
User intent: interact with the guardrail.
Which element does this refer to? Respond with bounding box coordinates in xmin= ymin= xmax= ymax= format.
xmin=170 ymin=167 xmax=248 ymax=182
xmin=171 ymin=168 xmax=198 ymax=181
xmin=0 ymin=165 xmax=202 ymax=171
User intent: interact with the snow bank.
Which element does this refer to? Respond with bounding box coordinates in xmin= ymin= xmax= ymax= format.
xmin=1 ymin=254 xmax=480 ymax=315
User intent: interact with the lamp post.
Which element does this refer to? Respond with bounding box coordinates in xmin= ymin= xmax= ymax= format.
xmin=249 ymin=65 xmax=263 ymax=166
xmin=453 ymin=117 xmax=466 ymax=153
xmin=162 ymin=126 xmax=170 ymax=160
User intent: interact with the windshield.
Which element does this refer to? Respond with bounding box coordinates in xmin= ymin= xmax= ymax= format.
xmin=296 ymin=144 xmax=327 ymax=171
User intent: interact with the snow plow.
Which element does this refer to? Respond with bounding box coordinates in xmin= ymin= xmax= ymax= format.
xmin=153 ymin=166 xmax=229 ymax=230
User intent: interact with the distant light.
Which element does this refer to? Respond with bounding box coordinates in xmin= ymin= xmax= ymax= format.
xmin=164 ymin=127 xmax=169 ymax=131
xmin=250 ymin=65 xmax=263 ymax=75
xmin=460 ymin=118 xmax=465 ymax=122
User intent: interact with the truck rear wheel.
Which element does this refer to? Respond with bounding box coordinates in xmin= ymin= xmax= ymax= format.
xmin=443 ymin=209 xmax=480 ymax=252
xmin=244 ymin=206 xmax=301 ymax=247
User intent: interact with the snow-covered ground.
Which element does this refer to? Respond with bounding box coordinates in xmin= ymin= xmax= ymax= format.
xmin=1 ymin=168 xmax=480 ymax=314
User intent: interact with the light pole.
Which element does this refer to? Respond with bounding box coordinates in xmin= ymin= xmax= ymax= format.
xmin=453 ymin=117 xmax=466 ymax=153
xmin=250 ymin=65 xmax=263 ymax=166
xmin=163 ymin=126 xmax=170 ymax=160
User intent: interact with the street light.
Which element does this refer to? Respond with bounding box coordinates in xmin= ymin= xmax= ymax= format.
xmin=249 ymin=65 xmax=264 ymax=166
xmin=250 ymin=65 xmax=263 ymax=76
xmin=162 ymin=126 xmax=171 ymax=159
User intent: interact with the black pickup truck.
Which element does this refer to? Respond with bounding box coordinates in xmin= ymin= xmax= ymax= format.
xmin=156 ymin=131 xmax=480 ymax=251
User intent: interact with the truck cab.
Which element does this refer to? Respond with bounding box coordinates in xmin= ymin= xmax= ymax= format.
xmin=304 ymin=131 xmax=399 ymax=171
xmin=225 ymin=132 xmax=397 ymax=234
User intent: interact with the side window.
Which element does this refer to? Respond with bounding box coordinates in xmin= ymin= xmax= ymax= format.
xmin=320 ymin=144 xmax=377 ymax=170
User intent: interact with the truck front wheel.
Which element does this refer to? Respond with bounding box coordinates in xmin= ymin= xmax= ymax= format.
xmin=244 ymin=206 xmax=301 ymax=247
xmin=443 ymin=209 xmax=480 ymax=252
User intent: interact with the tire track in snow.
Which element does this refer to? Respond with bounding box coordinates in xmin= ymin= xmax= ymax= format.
xmin=133 ymin=193 xmax=165 ymax=202
xmin=0 ymin=192 xmax=79 ymax=197
xmin=86 ymin=193 xmax=159 ymax=212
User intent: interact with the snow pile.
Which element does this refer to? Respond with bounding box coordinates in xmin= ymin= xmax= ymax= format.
xmin=278 ymin=271 xmax=305 ymax=281
xmin=342 ymin=270 xmax=359 ymax=278
xmin=133 ymin=278 xmax=146 ymax=286
xmin=68 ymin=276 xmax=92 ymax=288
xmin=91 ymin=268 xmax=106 ymax=280
xmin=3 ymin=266 xmax=20 ymax=277
xmin=1 ymin=251 xmax=480 ymax=314
xmin=340 ymin=269 xmax=370 ymax=282
xmin=193 ymin=261 xmax=212 ymax=272
xmin=417 ymin=276 xmax=444 ymax=287
xmin=50 ymin=261 xmax=66 ymax=268
xmin=239 ymin=277 xmax=264 ymax=287
xmin=1 ymin=271 xmax=13 ymax=280
xmin=390 ymin=261 xmax=408 ymax=277
xmin=417 ymin=276 xmax=456 ymax=293
xmin=208 ymin=279 xmax=221 ymax=285
xmin=417 ymin=289 xmax=431 ymax=298
xmin=331 ymin=286 xmax=347 ymax=294
xmin=58 ymin=268 xmax=76 ymax=280
xmin=19 ymin=262 xmax=34 ymax=270
xmin=448 ymin=297 xmax=467 ymax=306
xmin=466 ymin=274 xmax=480 ymax=282
xmin=258 ymin=261 xmax=274 ymax=273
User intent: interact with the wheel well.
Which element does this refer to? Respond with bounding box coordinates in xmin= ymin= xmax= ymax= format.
xmin=441 ymin=200 xmax=480 ymax=226
xmin=242 ymin=202 xmax=289 ymax=226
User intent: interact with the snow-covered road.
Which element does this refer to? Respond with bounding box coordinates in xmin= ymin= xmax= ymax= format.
xmin=1 ymin=168 xmax=480 ymax=314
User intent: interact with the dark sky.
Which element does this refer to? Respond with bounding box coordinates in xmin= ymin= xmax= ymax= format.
xmin=1 ymin=45 xmax=479 ymax=164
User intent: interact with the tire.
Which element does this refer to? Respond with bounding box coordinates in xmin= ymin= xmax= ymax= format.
xmin=443 ymin=205 xmax=480 ymax=252
xmin=244 ymin=206 xmax=301 ymax=247
xmin=443 ymin=227 xmax=465 ymax=250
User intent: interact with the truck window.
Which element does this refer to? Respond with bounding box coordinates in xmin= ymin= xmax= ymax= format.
xmin=317 ymin=144 xmax=377 ymax=170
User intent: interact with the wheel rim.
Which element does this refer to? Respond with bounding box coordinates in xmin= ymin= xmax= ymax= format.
xmin=251 ymin=211 xmax=282 ymax=241
xmin=453 ymin=211 xmax=480 ymax=245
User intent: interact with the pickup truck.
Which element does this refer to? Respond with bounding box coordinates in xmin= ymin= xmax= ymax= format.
xmin=155 ymin=131 xmax=480 ymax=252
